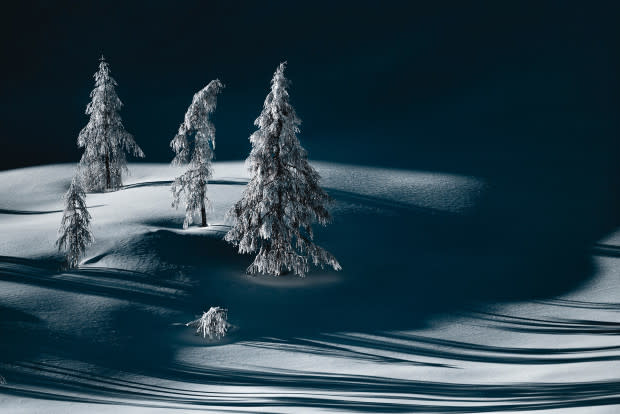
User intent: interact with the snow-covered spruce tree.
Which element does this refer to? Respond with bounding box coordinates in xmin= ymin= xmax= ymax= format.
xmin=186 ymin=307 xmax=229 ymax=339
xmin=225 ymin=62 xmax=341 ymax=277
xmin=77 ymin=56 xmax=144 ymax=191
xmin=170 ymin=79 xmax=224 ymax=228
xmin=56 ymin=175 xmax=94 ymax=268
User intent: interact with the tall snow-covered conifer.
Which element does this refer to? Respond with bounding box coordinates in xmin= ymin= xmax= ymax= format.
xmin=225 ymin=62 xmax=341 ymax=277
xmin=77 ymin=56 xmax=144 ymax=191
xmin=170 ymin=79 xmax=224 ymax=228
xmin=56 ymin=175 xmax=94 ymax=268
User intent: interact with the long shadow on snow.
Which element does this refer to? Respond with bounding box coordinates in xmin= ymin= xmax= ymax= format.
xmin=204 ymin=191 xmax=596 ymax=338
xmin=2 ymin=361 xmax=620 ymax=412
xmin=0 ymin=205 xmax=105 ymax=215
xmin=592 ymin=243 xmax=620 ymax=258
xmin=470 ymin=310 xmax=620 ymax=335
xmin=0 ymin=255 xmax=189 ymax=310
xmin=121 ymin=179 xmax=247 ymax=190
xmin=242 ymin=332 xmax=620 ymax=366
xmin=0 ymin=256 xmax=190 ymax=372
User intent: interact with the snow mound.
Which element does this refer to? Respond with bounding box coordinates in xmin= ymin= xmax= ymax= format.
xmin=1 ymin=162 xmax=618 ymax=413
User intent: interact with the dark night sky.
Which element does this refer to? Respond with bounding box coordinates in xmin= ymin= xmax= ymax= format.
xmin=1 ymin=1 xmax=619 ymax=233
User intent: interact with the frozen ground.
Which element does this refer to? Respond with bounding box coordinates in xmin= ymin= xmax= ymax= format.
xmin=0 ymin=162 xmax=618 ymax=413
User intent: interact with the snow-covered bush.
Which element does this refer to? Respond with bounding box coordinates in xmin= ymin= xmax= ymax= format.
xmin=56 ymin=175 xmax=94 ymax=268
xmin=186 ymin=307 xmax=229 ymax=339
xmin=170 ymin=80 xmax=224 ymax=228
xmin=225 ymin=62 xmax=341 ymax=277
xmin=0 ymin=374 xmax=6 ymax=385
xmin=78 ymin=56 xmax=144 ymax=191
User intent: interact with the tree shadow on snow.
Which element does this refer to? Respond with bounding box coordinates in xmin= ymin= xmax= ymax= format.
xmin=1 ymin=174 xmax=618 ymax=410
xmin=2 ymin=360 xmax=620 ymax=412
xmin=199 ymin=189 xmax=600 ymax=338
xmin=2 ymin=182 xmax=602 ymax=341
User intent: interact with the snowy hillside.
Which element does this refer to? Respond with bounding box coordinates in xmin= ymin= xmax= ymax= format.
xmin=1 ymin=162 xmax=619 ymax=413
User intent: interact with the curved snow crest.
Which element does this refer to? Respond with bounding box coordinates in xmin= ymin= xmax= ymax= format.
xmin=0 ymin=161 xmax=485 ymax=213
xmin=314 ymin=162 xmax=486 ymax=214
xmin=0 ymin=161 xmax=486 ymax=259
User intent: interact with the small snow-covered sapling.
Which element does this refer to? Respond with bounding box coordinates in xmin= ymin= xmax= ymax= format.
xmin=56 ymin=175 xmax=94 ymax=268
xmin=186 ymin=307 xmax=229 ymax=339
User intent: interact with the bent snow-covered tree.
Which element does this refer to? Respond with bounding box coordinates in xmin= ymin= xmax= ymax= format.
xmin=78 ymin=56 xmax=144 ymax=191
xmin=225 ymin=62 xmax=341 ymax=277
xmin=170 ymin=79 xmax=224 ymax=228
xmin=56 ymin=175 xmax=94 ymax=268
xmin=186 ymin=307 xmax=229 ymax=339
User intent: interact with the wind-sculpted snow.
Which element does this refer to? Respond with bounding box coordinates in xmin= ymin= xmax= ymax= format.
xmin=0 ymin=162 xmax=619 ymax=413
xmin=315 ymin=162 xmax=486 ymax=214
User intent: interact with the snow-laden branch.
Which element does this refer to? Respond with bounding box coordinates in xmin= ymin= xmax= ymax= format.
xmin=186 ymin=307 xmax=229 ymax=339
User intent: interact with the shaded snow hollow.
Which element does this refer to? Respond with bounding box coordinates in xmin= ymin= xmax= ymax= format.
xmin=0 ymin=162 xmax=619 ymax=413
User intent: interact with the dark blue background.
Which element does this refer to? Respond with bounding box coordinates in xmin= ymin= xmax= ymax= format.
xmin=1 ymin=1 xmax=619 ymax=241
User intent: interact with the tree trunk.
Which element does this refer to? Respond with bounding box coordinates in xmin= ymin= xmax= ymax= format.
xmin=199 ymin=181 xmax=208 ymax=227
xmin=105 ymin=153 xmax=111 ymax=190
xmin=72 ymin=199 xmax=79 ymax=268
xmin=200 ymin=201 xmax=207 ymax=227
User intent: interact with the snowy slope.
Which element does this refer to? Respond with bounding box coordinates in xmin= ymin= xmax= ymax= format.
xmin=0 ymin=162 xmax=619 ymax=413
